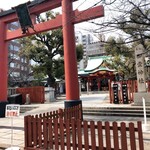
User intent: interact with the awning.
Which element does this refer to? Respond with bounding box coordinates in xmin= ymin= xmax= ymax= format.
xmin=84 ymin=58 xmax=103 ymax=72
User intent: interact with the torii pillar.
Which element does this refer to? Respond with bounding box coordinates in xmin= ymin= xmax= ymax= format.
xmin=62 ymin=0 xmax=80 ymax=107
xmin=0 ymin=0 xmax=104 ymax=117
xmin=0 ymin=21 xmax=8 ymax=117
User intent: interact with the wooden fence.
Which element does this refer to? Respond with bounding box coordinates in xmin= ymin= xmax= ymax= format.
xmin=16 ymin=86 xmax=45 ymax=104
xmin=24 ymin=118 xmax=143 ymax=150
xmin=31 ymin=104 xmax=82 ymax=120
xmin=24 ymin=105 xmax=143 ymax=150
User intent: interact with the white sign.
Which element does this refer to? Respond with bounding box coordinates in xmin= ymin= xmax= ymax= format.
xmin=5 ymin=104 xmax=20 ymax=117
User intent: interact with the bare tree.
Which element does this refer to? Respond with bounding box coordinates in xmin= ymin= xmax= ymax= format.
xmin=90 ymin=0 xmax=150 ymax=45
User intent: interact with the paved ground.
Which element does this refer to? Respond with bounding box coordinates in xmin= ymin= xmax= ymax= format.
xmin=0 ymin=92 xmax=150 ymax=149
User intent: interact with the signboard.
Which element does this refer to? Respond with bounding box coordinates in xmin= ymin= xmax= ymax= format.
xmin=122 ymin=83 xmax=128 ymax=104
xmin=113 ymin=84 xmax=119 ymax=104
xmin=5 ymin=104 xmax=20 ymax=117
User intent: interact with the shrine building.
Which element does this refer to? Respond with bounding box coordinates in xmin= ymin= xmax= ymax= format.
xmin=78 ymin=56 xmax=116 ymax=91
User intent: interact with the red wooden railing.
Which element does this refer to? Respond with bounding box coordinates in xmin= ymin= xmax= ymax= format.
xmin=16 ymin=86 xmax=45 ymax=104
xmin=24 ymin=118 xmax=143 ymax=150
xmin=24 ymin=105 xmax=143 ymax=150
xmin=34 ymin=104 xmax=82 ymax=120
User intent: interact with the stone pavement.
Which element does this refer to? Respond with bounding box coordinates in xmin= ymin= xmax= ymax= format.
xmin=0 ymin=92 xmax=150 ymax=149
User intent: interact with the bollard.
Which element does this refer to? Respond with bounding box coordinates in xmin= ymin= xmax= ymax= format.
xmin=25 ymin=94 xmax=30 ymax=104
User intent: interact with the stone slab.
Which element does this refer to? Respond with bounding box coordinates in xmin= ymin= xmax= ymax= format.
xmin=133 ymin=92 xmax=150 ymax=106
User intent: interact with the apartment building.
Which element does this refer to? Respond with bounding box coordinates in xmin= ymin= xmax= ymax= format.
xmin=86 ymin=41 xmax=106 ymax=56
xmin=75 ymin=32 xmax=93 ymax=70
xmin=8 ymin=22 xmax=30 ymax=87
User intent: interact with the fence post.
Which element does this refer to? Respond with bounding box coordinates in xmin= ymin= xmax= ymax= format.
xmin=24 ymin=116 xmax=28 ymax=148
xmin=59 ymin=108 xmax=64 ymax=119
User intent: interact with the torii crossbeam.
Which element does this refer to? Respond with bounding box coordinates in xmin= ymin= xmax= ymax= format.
xmin=0 ymin=0 xmax=104 ymax=115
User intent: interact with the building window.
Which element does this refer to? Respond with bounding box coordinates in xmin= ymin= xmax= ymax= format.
xmin=10 ymin=62 xmax=20 ymax=69
xmin=15 ymin=55 xmax=20 ymax=60
xmin=9 ymin=44 xmax=14 ymax=50
xmin=12 ymin=72 xmax=20 ymax=77
xmin=15 ymin=63 xmax=20 ymax=69
xmin=8 ymin=44 xmax=19 ymax=51
xmin=10 ymin=63 xmax=15 ymax=68
xmin=21 ymin=58 xmax=24 ymax=63
xmin=24 ymin=58 xmax=27 ymax=63
xmin=21 ymin=66 xmax=24 ymax=70
xmin=14 ymin=45 xmax=19 ymax=51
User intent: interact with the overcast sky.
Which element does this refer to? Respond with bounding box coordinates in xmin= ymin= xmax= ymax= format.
xmin=0 ymin=0 xmax=33 ymax=10
xmin=0 ymin=0 xmax=101 ymax=10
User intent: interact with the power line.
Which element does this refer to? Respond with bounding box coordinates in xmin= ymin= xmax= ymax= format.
xmin=74 ymin=0 xmax=88 ymax=10
xmin=60 ymin=0 xmax=103 ymax=32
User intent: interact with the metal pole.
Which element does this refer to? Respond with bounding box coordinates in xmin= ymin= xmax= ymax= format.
xmin=11 ymin=117 xmax=13 ymax=148
xmin=142 ymin=97 xmax=147 ymax=125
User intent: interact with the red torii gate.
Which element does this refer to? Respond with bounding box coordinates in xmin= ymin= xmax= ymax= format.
xmin=0 ymin=0 xmax=104 ymax=111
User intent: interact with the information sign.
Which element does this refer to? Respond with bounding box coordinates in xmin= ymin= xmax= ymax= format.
xmin=5 ymin=104 xmax=20 ymax=117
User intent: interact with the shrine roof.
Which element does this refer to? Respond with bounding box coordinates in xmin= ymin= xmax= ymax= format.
xmin=78 ymin=68 xmax=115 ymax=76
xmin=78 ymin=56 xmax=116 ymax=77
xmin=84 ymin=55 xmax=112 ymax=72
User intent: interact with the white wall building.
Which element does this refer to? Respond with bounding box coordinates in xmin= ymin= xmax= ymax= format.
xmin=75 ymin=32 xmax=107 ymax=70
xmin=86 ymin=41 xmax=106 ymax=56
xmin=75 ymin=32 xmax=93 ymax=70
